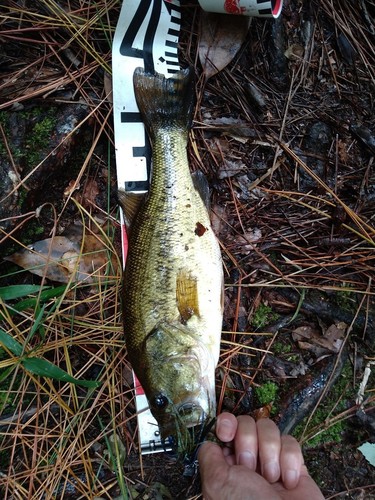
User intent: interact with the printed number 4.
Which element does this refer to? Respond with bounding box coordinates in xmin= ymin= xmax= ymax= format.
xmin=120 ymin=0 xmax=163 ymax=73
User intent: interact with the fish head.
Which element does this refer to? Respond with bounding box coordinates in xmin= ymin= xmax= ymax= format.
xmin=142 ymin=322 xmax=217 ymax=441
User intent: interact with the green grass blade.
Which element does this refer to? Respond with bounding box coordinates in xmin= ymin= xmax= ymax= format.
xmin=0 ymin=285 xmax=49 ymax=301
xmin=21 ymin=357 xmax=101 ymax=388
xmin=28 ymin=304 xmax=47 ymax=341
xmin=0 ymin=364 xmax=16 ymax=384
xmin=0 ymin=329 xmax=23 ymax=356
xmin=6 ymin=285 xmax=67 ymax=312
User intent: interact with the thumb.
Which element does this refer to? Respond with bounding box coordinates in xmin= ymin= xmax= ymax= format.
xmin=198 ymin=441 xmax=228 ymax=485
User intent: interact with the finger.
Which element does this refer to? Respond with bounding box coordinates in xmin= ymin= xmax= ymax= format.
xmin=216 ymin=412 xmax=238 ymax=443
xmin=198 ymin=441 xmax=229 ymax=496
xmin=280 ymin=435 xmax=304 ymax=489
xmin=272 ymin=466 xmax=325 ymax=500
xmin=234 ymin=415 xmax=257 ymax=470
xmin=257 ymin=418 xmax=281 ymax=483
xmin=222 ymin=444 xmax=236 ymax=466
xmin=299 ymin=466 xmax=325 ymax=499
xmin=198 ymin=441 xmax=228 ymax=471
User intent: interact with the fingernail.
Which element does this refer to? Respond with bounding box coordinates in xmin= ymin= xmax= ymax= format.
xmin=238 ymin=451 xmax=256 ymax=470
xmin=218 ymin=418 xmax=233 ymax=441
xmin=284 ymin=469 xmax=298 ymax=488
xmin=263 ymin=461 xmax=280 ymax=483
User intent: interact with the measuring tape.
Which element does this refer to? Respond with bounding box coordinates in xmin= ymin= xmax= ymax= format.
xmin=112 ymin=0 xmax=181 ymax=198
xmin=113 ymin=0 xmax=283 ymax=455
xmin=198 ymin=0 xmax=282 ymax=17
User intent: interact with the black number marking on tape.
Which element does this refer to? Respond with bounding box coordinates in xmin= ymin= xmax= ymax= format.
xmin=121 ymin=111 xmax=151 ymax=192
xmin=119 ymin=0 xmax=162 ymax=73
xmin=120 ymin=0 xmax=181 ymax=74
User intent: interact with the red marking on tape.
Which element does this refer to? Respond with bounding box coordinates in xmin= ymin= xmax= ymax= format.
xmin=224 ymin=0 xmax=246 ymax=14
xmin=272 ymin=0 xmax=282 ymax=16
xmin=121 ymin=223 xmax=129 ymax=262
xmin=133 ymin=373 xmax=145 ymax=396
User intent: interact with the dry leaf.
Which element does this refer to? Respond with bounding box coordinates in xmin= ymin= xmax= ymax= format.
xmin=199 ymin=11 xmax=250 ymax=80
xmin=337 ymin=139 xmax=349 ymax=162
xmin=203 ymin=117 xmax=256 ymax=139
xmin=324 ymin=322 xmax=346 ymax=352
xmin=284 ymin=44 xmax=304 ymax=61
xmin=218 ymin=159 xmax=246 ymax=179
xmin=5 ymin=237 xmax=79 ymax=282
xmin=64 ymin=179 xmax=80 ymax=197
xmin=211 ymin=203 xmax=227 ymax=237
xmin=79 ymin=178 xmax=100 ymax=209
xmin=224 ymin=294 xmax=247 ymax=320
xmin=5 ymin=233 xmax=118 ymax=284
xmin=254 ymin=404 xmax=272 ymax=420
xmin=292 ymin=323 xmax=346 ymax=355
xmin=104 ymin=71 xmax=113 ymax=103
xmin=289 ymin=361 xmax=309 ymax=377
xmin=234 ymin=229 xmax=262 ymax=252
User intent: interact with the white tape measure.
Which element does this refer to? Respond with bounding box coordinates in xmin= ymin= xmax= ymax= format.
xmin=198 ymin=0 xmax=282 ymax=18
xmin=113 ymin=0 xmax=181 ymax=196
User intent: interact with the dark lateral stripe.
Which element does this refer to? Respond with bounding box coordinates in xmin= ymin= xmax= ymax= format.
xmin=166 ymin=60 xmax=180 ymax=66
xmin=171 ymin=15 xmax=181 ymax=25
xmin=259 ymin=8 xmax=272 ymax=14
xmin=257 ymin=0 xmax=270 ymax=3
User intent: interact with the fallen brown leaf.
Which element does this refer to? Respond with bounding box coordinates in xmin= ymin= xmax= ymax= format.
xmin=254 ymin=404 xmax=272 ymax=420
xmin=199 ymin=11 xmax=250 ymax=80
xmin=292 ymin=322 xmax=346 ymax=356
xmin=5 ymin=232 xmax=118 ymax=284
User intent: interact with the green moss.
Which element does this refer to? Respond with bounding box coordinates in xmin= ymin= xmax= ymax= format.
xmin=334 ymin=284 xmax=357 ymax=313
xmin=300 ymin=413 xmax=345 ymax=447
xmin=0 ymin=112 xmax=9 ymax=157
xmin=255 ymin=381 xmax=279 ymax=406
xmin=25 ymin=112 xmax=56 ymax=166
xmin=0 ymin=107 xmax=58 ymax=170
xmin=17 ymin=186 xmax=28 ymax=208
xmin=286 ymin=353 xmax=300 ymax=362
xmin=251 ymin=303 xmax=279 ymax=329
xmin=294 ymin=361 xmax=354 ymax=447
xmin=273 ymin=341 xmax=292 ymax=355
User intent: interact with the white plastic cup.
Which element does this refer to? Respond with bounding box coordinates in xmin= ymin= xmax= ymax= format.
xmin=197 ymin=0 xmax=283 ymax=18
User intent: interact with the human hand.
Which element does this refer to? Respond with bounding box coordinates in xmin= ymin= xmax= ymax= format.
xmin=198 ymin=412 xmax=324 ymax=500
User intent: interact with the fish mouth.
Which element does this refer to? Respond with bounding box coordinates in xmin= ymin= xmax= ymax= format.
xmin=177 ymin=402 xmax=207 ymax=427
xmin=157 ymin=401 xmax=209 ymax=439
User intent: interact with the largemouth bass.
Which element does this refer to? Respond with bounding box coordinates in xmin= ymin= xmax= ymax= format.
xmin=121 ymin=67 xmax=223 ymax=450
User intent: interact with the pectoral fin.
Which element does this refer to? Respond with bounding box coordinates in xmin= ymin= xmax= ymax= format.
xmin=176 ymin=270 xmax=200 ymax=323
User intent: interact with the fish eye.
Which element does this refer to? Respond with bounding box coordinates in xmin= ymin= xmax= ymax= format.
xmin=153 ymin=393 xmax=169 ymax=409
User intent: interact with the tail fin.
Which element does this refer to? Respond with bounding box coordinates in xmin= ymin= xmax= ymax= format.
xmin=133 ymin=67 xmax=195 ymax=139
